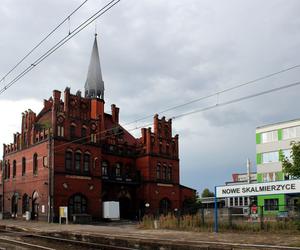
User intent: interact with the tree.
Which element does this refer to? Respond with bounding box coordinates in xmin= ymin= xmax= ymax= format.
xmin=201 ymin=188 xmax=214 ymax=198
xmin=282 ymin=142 xmax=300 ymax=178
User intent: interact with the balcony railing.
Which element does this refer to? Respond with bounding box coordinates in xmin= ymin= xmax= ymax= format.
xmin=101 ymin=144 xmax=138 ymax=157
xmin=101 ymin=171 xmax=141 ymax=185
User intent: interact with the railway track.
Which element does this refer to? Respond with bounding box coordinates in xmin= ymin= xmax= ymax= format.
xmin=0 ymin=228 xmax=300 ymax=250
xmin=0 ymin=229 xmax=137 ymax=250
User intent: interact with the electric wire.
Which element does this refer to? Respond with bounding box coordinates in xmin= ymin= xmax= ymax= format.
xmin=172 ymin=80 xmax=300 ymax=120
xmin=0 ymin=0 xmax=121 ymax=96
xmin=0 ymin=0 xmax=89 ymax=84
xmin=52 ymin=79 xmax=300 ymax=152
xmin=125 ymin=64 xmax=300 ymax=125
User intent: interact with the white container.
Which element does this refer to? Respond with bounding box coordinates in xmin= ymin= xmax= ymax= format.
xmin=25 ymin=211 xmax=31 ymax=221
xmin=103 ymin=201 xmax=120 ymax=220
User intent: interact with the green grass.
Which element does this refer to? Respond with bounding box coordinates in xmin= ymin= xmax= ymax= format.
xmin=140 ymin=214 xmax=300 ymax=233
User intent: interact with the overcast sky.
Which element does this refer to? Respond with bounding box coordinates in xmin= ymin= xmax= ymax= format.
xmin=1 ymin=0 xmax=300 ymax=194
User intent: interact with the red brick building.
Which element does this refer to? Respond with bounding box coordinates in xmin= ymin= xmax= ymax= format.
xmin=1 ymin=37 xmax=195 ymax=222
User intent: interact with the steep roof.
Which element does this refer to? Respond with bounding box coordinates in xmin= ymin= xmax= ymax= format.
xmin=84 ymin=35 xmax=104 ymax=99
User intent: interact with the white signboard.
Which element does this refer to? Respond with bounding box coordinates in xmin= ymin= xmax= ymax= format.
xmin=216 ymin=179 xmax=300 ymax=198
xmin=59 ymin=206 xmax=68 ymax=224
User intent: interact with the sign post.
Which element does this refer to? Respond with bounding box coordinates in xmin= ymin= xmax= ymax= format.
xmin=214 ymin=186 xmax=218 ymax=233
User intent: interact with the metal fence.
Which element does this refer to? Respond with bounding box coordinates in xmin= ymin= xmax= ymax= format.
xmin=144 ymin=205 xmax=300 ymax=232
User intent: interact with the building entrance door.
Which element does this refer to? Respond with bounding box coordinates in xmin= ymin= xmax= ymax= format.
xmin=119 ymin=197 xmax=132 ymax=219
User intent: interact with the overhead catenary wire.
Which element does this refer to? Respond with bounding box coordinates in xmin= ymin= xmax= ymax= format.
xmin=172 ymin=80 xmax=300 ymax=120
xmin=0 ymin=0 xmax=121 ymax=96
xmin=0 ymin=0 xmax=89 ymax=84
xmin=52 ymin=79 xmax=300 ymax=152
xmin=126 ymin=64 xmax=300 ymax=125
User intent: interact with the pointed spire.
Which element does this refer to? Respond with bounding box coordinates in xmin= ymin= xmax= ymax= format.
xmin=84 ymin=34 xmax=104 ymax=99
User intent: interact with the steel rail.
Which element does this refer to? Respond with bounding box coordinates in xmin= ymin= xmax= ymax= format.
xmin=1 ymin=227 xmax=300 ymax=250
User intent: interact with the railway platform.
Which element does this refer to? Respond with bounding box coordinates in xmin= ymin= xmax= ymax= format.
xmin=0 ymin=220 xmax=299 ymax=249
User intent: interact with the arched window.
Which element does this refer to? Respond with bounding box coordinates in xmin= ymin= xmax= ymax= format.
xmin=74 ymin=152 xmax=81 ymax=172
xmin=81 ymin=127 xmax=87 ymax=141
xmin=124 ymin=164 xmax=131 ymax=178
xmin=68 ymin=193 xmax=87 ymax=215
xmin=33 ymin=153 xmax=38 ymax=175
xmin=5 ymin=161 xmax=10 ymax=180
xmin=159 ymin=198 xmax=171 ymax=215
xmin=156 ymin=163 xmax=161 ymax=180
xmin=115 ymin=163 xmax=121 ymax=177
xmin=166 ymin=166 xmax=172 ymax=181
xmin=22 ymin=157 xmax=26 ymax=176
xmin=70 ymin=124 xmax=76 ymax=139
xmin=166 ymin=144 xmax=170 ymax=155
xmin=65 ymin=150 xmax=73 ymax=171
xmin=162 ymin=165 xmax=167 ymax=180
xmin=22 ymin=194 xmax=30 ymax=214
xmin=83 ymin=153 xmax=90 ymax=173
xmin=11 ymin=194 xmax=18 ymax=216
xmin=102 ymin=161 xmax=108 ymax=176
xmin=12 ymin=160 xmax=17 ymax=178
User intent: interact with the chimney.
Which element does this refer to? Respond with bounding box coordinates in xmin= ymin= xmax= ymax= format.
xmin=111 ymin=104 xmax=119 ymax=124
xmin=53 ymin=90 xmax=61 ymax=105
xmin=154 ymin=114 xmax=159 ymax=134
xmin=64 ymin=87 xmax=70 ymax=113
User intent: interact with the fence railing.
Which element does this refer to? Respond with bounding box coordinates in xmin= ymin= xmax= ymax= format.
xmin=141 ymin=205 xmax=300 ymax=232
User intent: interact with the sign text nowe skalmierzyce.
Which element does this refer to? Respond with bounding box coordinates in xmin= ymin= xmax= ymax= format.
xmin=216 ymin=179 xmax=300 ymax=198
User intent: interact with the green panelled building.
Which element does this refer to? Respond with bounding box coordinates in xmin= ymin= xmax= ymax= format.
xmin=256 ymin=119 xmax=300 ymax=213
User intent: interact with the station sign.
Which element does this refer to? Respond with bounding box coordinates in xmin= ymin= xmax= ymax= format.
xmin=216 ymin=179 xmax=300 ymax=198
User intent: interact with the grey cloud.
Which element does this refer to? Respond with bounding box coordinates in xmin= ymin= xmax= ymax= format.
xmin=1 ymin=0 xmax=300 ymax=191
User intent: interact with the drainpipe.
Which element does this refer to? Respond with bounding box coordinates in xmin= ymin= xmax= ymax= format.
xmin=51 ymin=135 xmax=54 ymax=223
xmin=47 ymin=135 xmax=51 ymax=223
xmin=1 ymin=159 xmax=4 ymax=218
xmin=47 ymin=134 xmax=54 ymax=223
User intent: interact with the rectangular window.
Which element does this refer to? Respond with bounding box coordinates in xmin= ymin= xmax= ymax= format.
xmin=83 ymin=154 xmax=90 ymax=173
xmin=264 ymin=199 xmax=279 ymax=211
xmin=70 ymin=125 xmax=76 ymax=139
xmin=244 ymin=197 xmax=248 ymax=206
xmin=156 ymin=164 xmax=161 ymax=180
xmin=91 ymin=134 xmax=97 ymax=143
xmin=234 ymin=197 xmax=238 ymax=206
xmin=12 ymin=160 xmax=16 ymax=178
xmin=115 ymin=163 xmax=121 ymax=177
xmin=261 ymin=131 xmax=277 ymax=143
xmin=166 ymin=167 xmax=172 ymax=181
xmin=282 ymin=149 xmax=292 ymax=160
xmin=65 ymin=152 xmax=72 ymax=171
xmin=102 ymin=161 xmax=108 ymax=176
xmin=33 ymin=154 xmax=38 ymax=175
xmin=75 ymin=153 xmax=81 ymax=172
xmin=263 ymin=172 xmax=275 ymax=182
xmin=229 ymin=198 xmax=233 ymax=207
xmin=57 ymin=126 xmax=64 ymax=137
xmin=282 ymin=126 xmax=300 ymax=140
xmin=162 ymin=165 xmax=167 ymax=180
xmin=22 ymin=157 xmax=26 ymax=176
xmin=239 ymin=197 xmax=243 ymax=206
xmin=262 ymin=151 xmax=279 ymax=163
